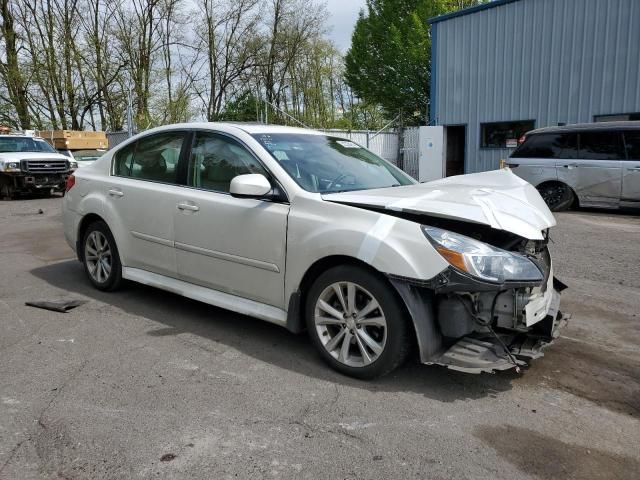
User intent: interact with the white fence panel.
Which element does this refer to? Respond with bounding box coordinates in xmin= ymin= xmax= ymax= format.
xmin=323 ymin=129 xmax=400 ymax=166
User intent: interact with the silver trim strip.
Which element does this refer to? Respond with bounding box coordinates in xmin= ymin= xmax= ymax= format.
xmin=131 ymin=231 xmax=174 ymax=247
xmin=122 ymin=267 xmax=287 ymax=326
xmin=175 ymin=242 xmax=280 ymax=273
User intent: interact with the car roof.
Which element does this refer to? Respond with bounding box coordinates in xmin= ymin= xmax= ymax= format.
xmin=0 ymin=134 xmax=45 ymax=139
xmin=139 ymin=122 xmax=326 ymax=137
xmin=528 ymin=121 xmax=640 ymax=135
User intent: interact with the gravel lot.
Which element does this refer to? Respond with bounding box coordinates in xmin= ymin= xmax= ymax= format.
xmin=1 ymin=197 xmax=639 ymax=480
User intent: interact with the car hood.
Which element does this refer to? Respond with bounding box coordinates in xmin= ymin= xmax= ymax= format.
xmin=0 ymin=151 xmax=69 ymax=162
xmin=322 ymin=169 xmax=555 ymax=240
xmin=75 ymin=160 xmax=97 ymax=168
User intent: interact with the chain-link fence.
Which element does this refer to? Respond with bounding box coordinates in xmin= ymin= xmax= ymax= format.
xmin=106 ymin=131 xmax=135 ymax=149
xmin=322 ymin=129 xmax=400 ymax=165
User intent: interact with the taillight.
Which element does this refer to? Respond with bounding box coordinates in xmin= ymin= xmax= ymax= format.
xmin=518 ymin=135 xmax=526 ymax=145
xmin=65 ymin=174 xmax=76 ymax=192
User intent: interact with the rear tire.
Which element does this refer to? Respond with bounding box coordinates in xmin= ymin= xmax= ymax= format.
xmin=81 ymin=221 xmax=123 ymax=291
xmin=305 ymin=265 xmax=410 ymax=379
xmin=537 ymin=182 xmax=574 ymax=211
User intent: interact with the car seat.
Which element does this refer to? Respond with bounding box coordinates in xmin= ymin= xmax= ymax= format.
xmin=204 ymin=159 xmax=240 ymax=192
xmin=279 ymin=158 xmax=318 ymax=191
xmin=138 ymin=151 xmax=167 ymax=182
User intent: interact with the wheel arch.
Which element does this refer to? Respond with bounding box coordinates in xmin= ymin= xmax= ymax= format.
xmin=76 ymin=213 xmax=109 ymax=261
xmin=535 ymin=180 xmax=579 ymax=208
xmin=286 ymin=255 xmax=419 ymax=350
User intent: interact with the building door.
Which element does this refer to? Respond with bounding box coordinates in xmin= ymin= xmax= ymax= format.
xmin=445 ymin=125 xmax=466 ymax=176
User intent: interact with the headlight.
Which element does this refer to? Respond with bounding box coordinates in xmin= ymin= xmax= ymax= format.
xmin=422 ymin=226 xmax=542 ymax=283
xmin=2 ymin=162 xmax=20 ymax=172
xmin=70 ymin=161 xmax=78 ymax=169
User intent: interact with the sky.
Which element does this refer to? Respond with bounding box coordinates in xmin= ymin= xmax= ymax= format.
xmin=325 ymin=0 xmax=367 ymax=52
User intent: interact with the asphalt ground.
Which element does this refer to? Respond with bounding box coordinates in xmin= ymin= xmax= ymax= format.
xmin=1 ymin=197 xmax=639 ymax=480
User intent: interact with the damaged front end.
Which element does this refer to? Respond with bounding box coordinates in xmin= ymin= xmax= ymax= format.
xmin=390 ymin=226 xmax=569 ymax=374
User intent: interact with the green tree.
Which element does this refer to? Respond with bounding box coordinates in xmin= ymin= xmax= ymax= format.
xmin=345 ymin=0 xmax=483 ymax=125
xmin=218 ymin=92 xmax=260 ymax=122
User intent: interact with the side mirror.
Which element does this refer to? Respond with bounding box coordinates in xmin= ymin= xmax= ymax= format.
xmin=229 ymin=173 xmax=272 ymax=198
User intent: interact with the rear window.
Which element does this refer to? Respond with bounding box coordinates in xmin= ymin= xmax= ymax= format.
xmin=578 ymin=131 xmax=625 ymax=160
xmin=623 ymin=131 xmax=640 ymax=160
xmin=511 ymin=133 xmax=577 ymax=159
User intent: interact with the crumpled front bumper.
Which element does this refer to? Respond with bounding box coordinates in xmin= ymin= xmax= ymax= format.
xmin=430 ymin=305 xmax=570 ymax=374
xmin=390 ymin=266 xmax=570 ymax=374
xmin=2 ymin=172 xmax=69 ymax=192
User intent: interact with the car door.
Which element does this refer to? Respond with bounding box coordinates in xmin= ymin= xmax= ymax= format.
xmin=104 ymin=130 xmax=189 ymax=278
xmin=622 ymin=130 xmax=640 ymax=203
xmin=565 ymin=131 xmax=623 ymax=207
xmin=509 ymin=133 xmax=568 ymax=185
xmin=174 ymin=131 xmax=289 ymax=308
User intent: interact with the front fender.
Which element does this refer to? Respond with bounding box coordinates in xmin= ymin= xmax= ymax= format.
xmin=284 ymin=197 xmax=449 ymax=302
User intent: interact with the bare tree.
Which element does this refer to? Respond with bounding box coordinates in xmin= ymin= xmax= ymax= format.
xmin=113 ymin=0 xmax=165 ymax=128
xmin=0 ymin=0 xmax=372 ymax=131
xmin=261 ymin=0 xmax=326 ymax=110
xmin=79 ymin=0 xmax=128 ymax=130
xmin=189 ymin=0 xmax=261 ymax=121
xmin=0 ymin=0 xmax=31 ymax=128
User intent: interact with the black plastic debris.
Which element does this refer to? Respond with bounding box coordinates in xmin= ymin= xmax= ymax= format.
xmin=25 ymin=299 xmax=87 ymax=313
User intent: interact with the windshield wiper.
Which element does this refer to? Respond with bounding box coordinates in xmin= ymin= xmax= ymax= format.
xmin=324 ymin=183 xmax=404 ymax=194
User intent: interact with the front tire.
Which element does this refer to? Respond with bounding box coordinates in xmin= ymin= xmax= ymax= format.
xmin=305 ymin=265 xmax=411 ymax=379
xmin=0 ymin=182 xmax=14 ymax=200
xmin=82 ymin=221 xmax=123 ymax=291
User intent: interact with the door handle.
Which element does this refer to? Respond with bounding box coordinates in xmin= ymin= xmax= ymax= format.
xmin=108 ymin=189 xmax=124 ymax=197
xmin=177 ymin=202 xmax=199 ymax=212
xmin=629 ymin=167 xmax=640 ymax=172
xmin=561 ymin=164 xmax=577 ymax=169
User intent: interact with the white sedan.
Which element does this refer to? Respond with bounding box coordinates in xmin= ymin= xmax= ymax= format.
xmin=62 ymin=123 xmax=568 ymax=378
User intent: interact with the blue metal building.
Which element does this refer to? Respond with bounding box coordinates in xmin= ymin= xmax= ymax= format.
xmin=429 ymin=0 xmax=640 ymax=175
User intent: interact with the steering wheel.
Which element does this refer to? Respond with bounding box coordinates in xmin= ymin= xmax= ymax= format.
xmin=326 ymin=173 xmax=357 ymax=190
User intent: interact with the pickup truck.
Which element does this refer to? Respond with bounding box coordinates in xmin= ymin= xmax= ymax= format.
xmin=0 ymin=134 xmax=77 ymax=198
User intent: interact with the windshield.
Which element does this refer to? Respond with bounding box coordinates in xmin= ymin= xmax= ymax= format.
xmin=0 ymin=137 xmax=57 ymax=153
xmin=71 ymin=149 xmax=105 ymax=162
xmin=252 ymin=133 xmax=415 ymax=193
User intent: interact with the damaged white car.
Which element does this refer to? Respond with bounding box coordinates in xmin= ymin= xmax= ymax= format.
xmin=62 ymin=123 xmax=568 ymax=379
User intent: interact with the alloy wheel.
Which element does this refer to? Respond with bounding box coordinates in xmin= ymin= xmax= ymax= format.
xmin=314 ymin=281 xmax=387 ymax=367
xmin=539 ymin=184 xmax=568 ymax=209
xmin=85 ymin=231 xmax=112 ymax=284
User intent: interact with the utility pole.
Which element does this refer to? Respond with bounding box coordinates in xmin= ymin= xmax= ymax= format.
xmin=126 ymin=84 xmax=134 ymax=137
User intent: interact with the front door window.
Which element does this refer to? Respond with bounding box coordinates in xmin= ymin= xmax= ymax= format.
xmin=188 ymin=133 xmax=268 ymax=193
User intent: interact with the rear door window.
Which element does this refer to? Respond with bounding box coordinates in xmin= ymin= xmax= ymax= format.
xmin=113 ymin=131 xmax=187 ymax=183
xmin=113 ymin=142 xmax=135 ymax=176
xmin=578 ymin=131 xmax=625 ymax=160
xmin=511 ymin=133 xmax=577 ymax=159
xmin=623 ymin=131 xmax=640 ymax=160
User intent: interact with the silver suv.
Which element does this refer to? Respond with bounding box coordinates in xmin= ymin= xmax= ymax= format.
xmin=507 ymin=122 xmax=640 ymax=211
